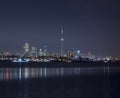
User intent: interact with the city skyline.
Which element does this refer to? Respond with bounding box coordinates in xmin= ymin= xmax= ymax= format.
xmin=0 ymin=0 xmax=120 ymax=57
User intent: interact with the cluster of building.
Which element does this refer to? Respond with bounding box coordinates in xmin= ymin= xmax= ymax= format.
xmin=23 ymin=43 xmax=47 ymax=57
xmin=0 ymin=28 xmax=120 ymax=63
xmin=0 ymin=42 xmax=96 ymax=62
xmin=0 ymin=43 xmax=119 ymax=63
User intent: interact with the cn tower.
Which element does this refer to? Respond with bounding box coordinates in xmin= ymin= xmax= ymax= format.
xmin=60 ymin=27 xmax=64 ymax=57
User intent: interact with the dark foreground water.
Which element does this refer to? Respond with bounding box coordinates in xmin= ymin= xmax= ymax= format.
xmin=0 ymin=65 xmax=120 ymax=98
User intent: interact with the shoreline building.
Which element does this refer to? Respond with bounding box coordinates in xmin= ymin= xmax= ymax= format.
xmin=43 ymin=45 xmax=47 ymax=56
xmin=75 ymin=50 xmax=81 ymax=59
xmin=39 ymin=49 xmax=43 ymax=56
xmin=30 ymin=46 xmax=37 ymax=56
xmin=23 ymin=43 xmax=30 ymax=56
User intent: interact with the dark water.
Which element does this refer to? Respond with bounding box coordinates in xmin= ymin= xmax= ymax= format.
xmin=0 ymin=65 xmax=120 ymax=98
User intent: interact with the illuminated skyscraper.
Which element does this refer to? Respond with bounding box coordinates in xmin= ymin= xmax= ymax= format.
xmin=39 ymin=49 xmax=43 ymax=56
xmin=76 ymin=50 xmax=80 ymax=58
xmin=30 ymin=46 xmax=37 ymax=56
xmin=60 ymin=28 xmax=64 ymax=57
xmin=43 ymin=45 xmax=47 ymax=56
xmin=67 ymin=51 xmax=74 ymax=58
xmin=23 ymin=43 xmax=29 ymax=56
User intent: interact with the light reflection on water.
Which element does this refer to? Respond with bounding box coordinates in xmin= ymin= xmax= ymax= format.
xmin=0 ymin=67 xmax=80 ymax=80
xmin=0 ymin=66 xmax=116 ymax=81
xmin=0 ymin=66 xmax=120 ymax=98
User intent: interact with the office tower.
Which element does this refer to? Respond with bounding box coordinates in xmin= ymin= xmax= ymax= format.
xmin=76 ymin=50 xmax=80 ymax=58
xmin=43 ymin=45 xmax=47 ymax=56
xmin=67 ymin=51 xmax=74 ymax=58
xmin=31 ymin=46 xmax=37 ymax=56
xmin=39 ymin=49 xmax=43 ymax=56
xmin=23 ymin=43 xmax=29 ymax=56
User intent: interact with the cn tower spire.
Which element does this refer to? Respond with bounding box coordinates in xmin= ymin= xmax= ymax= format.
xmin=60 ymin=27 xmax=64 ymax=57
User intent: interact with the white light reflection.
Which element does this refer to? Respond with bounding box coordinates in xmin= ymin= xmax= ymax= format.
xmin=25 ymin=68 xmax=28 ymax=79
xmin=40 ymin=68 xmax=43 ymax=77
xmin=19 ymin=67 xmax=21 ymax=80
xmin=44 ymin=68 xmax=47 ymax=77
xmin=0 ymin=67 xmax=117 ymax=81
xmin=61 ymin=68 xmax=64 ymax=76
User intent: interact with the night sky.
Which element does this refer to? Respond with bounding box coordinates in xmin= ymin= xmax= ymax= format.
xmin=0 ymin=0 xmax=120 ymax=57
